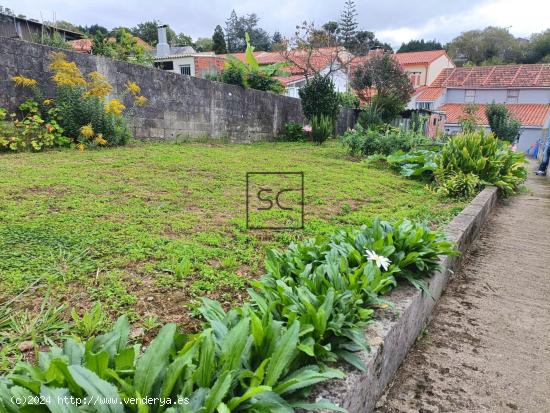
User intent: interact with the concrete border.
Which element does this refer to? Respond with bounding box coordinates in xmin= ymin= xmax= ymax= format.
xmin=313 ymin=186 xmax=499 ymax=412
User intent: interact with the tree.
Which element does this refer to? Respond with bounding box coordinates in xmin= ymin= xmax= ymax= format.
xmin=524 ymin=29 xmax=550 ymax=63
xmin=80 ymin=24 xmax=109 ymax=36
xmin=224 ymin=10 xmax=271 ymax=52
xmin=352 ymin=53 xmax=414 ymax=122
xmin=172 ymin=32 xmax=193 ymax=46
xmin=299 ymin=74 xmax=340 ymax=122
xmin=44 ymin=20 xmax=82 ymax=33
xmin=486 ymin=103 xmax=521 ymax=142
xmin=339 ymin=0 xmax=358 ymax=50
xmin=212 ymin=25 xmax=227 ymax=54
xmin=92 ymin=29 xmax=152 ymax=66
xmin=272 ymin=31 xmax=285 ymax=50
xmin=398 ymin=39 xmax=443 ymax=53
xmin=447 ymin=27 xmax=521 ymax=65
xmin=459 ymin=103 xmax=479 ymax=133
xmin=131 ymin=21 xmax=167 ymax=46
xmin=195 ymin=37 xmax=213 ymax=52
xmin=350 ymin=30 xmax=392 ymax=55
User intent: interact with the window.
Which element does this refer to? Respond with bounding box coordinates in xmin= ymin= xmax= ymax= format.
xmin=154 ymin=61 xmax=174 ymax=71
xmin=465 ymin=90 xmax=476 ymax=103
xmin=507 ymin=89 xmax=519 ymax=104
xmin=416 ymin=101 xmax=433 ymax=110
xmin=180 ymin=65 xmax=191 ymax=76
xmin=408 ymin=71 xmax=422 ymax=87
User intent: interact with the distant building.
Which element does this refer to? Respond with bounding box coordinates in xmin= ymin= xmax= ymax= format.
xmin=394 ymin=50 xmax=455 ymax=89
xmin=0 ymin=11 xmax=83 ymax=42
xmin=413 ymin=64 xmax=550 ymax=150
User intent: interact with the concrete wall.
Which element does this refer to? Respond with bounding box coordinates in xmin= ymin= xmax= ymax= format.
xmin=0 ymin=37 xmax=358 ymax=142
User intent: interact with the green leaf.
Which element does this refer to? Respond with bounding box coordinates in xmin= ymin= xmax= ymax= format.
xmin=40 ymin=385 xmax=80 ymax=413
xmin=204 ymin=371 xmax=232 ymax=413
xmin=67 ymin=366 xmax=123 ymax=413
xmin=265 ymin=322 xmax=299 ymax=386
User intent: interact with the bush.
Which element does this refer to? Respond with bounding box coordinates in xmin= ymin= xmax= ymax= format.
xmin=485 ymin=102 xmax=521 ymax=143
xmin=338 ymin=91 xmax=360 ymax=109
xmin=6 ymin=52 xmax=147 ymax=152
xmin=437 ymin=171 xmax=481 ymax=199
xmin=438 ymin=130 xmax=527 ymax=195
xmin=0 ymin=219 xmax=456 ymax=412
xmin=299 ymin=74 xmax=340 ymax=122
xmin=341 ymin=125 xmax=431 ymax=156
xmin=220 ymin=65 xmax=246 ymax=87
xmin=247 ymin=72 xmax=285 ymax=94
xmin=311 ymin=114 xmax=332 ymax=145
xmin=357 ymin=103 xmax=383 ymax=130
xmin=278 ymin=122 xmax=307 ymax=141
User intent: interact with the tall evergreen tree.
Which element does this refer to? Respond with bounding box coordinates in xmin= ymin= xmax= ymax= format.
xmin=212 ymin=25 xmax=227 ymax=54
xmin=225 ymin=10 xmax=239 ymax=53
xmin=339 ymin=0 xmax=358 ymax=49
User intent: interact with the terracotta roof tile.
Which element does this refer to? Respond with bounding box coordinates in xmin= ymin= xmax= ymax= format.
xmin=431 ymin=64 xmax=550 ymax=88
xmin=439 ymin=103 xmax=550 ymax=127
xmin=416 ymin=87 xmax=445 ymax=101
xmin=394 ymin=50 xmax=447 ymax=65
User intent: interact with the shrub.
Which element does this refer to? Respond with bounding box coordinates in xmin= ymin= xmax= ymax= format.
xmin=341 ymin=125 xmax=431 ymax=156
xmin=219 ymin=65 xmax=246 ymax=87
xmin=485 ymin=102 xmax=521 ymax=143
xmin=338 ymin=91 xmax=360 ymax=109
xmin=437 ymin=171 xmax=481 ymax=199
xmin=0 ymin=99 xmax=70 ymax=152
xmin=278 ymin=122 xmax=307 ymax=141
xmin=247 ymin=72 xmax=285 ymax=94
xmin=311 ymin=114 xmax=332 ymax=145
xmin=438 ymin=130 xmax=527 ymax=195
xmin=299 ymin=74 xmax=340 ymax=122
xmin=7 ymin=52 xmax=147 ymax=151
xmin=385 ymin=149 xmax=440 ymax=178
xmin=357 ymin=103 xmax=383 ymax=130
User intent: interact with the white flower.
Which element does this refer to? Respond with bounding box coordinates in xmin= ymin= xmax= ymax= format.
xmin=365 ymin=249 xmax=391 ymax=271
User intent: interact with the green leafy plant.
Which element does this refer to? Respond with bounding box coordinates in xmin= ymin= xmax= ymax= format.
xmin=311 ymin=115 xmax=332 ymax=145
xmin=220 ymin=33 xmax=289 ymax=93
xmin=438 ymin=130 xmax=527 ymax=195
xmin=385 ymin=149 xmax=440 ymax=178
xmin=341 ymin=125 xmax=431 ymax=157
xmin=338 ymin=91 xmax=360 ymax=109
xmin=71 ymin=302 xmax=110 ymax=337
xmin=437 ymin=171 xmax=481 ymax=199
xmin=278 ymin=122 xmax=307 ymax=142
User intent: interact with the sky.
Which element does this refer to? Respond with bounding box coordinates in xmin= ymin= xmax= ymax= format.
xmin=2 ymin=0 xmax=550 ymax=48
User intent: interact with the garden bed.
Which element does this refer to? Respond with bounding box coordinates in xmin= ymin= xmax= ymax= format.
xmin=0 ymin=140 xmax=465 ymax=369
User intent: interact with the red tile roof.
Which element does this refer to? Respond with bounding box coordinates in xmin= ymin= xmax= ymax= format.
xmin=394 ymin=50 xmax=448 ymax=65
xmin=431 ymin=64 xmax=550 ymax=88
xmin=416 ymin=87 xmax=445 ymax=101
xmin=439 ymin=103 xmax=550 ymax=127
xmin=69 ymin=38 xmax=93 ymax=53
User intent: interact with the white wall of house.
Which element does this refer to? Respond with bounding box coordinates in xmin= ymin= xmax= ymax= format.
xmin=403 ymin=65 xmax=427 ymax=88
xmin=426 ymin=54 xmax=455 ymax=86
xmin=320 ymin=66 xmax=349 ymax=93
xmin=445 ymin=88 xmax=550 ymax=104
xmin=154 ymin=56 xmax=196 ymax=76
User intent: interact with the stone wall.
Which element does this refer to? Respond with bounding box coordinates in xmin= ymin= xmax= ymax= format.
xmin=0 ymin=37 xmax=357 ymax=142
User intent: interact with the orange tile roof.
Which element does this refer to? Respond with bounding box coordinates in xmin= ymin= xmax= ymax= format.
xmin=69 ymin=38 xmax=93 ymax=53
xmin=439 ymin=103 xmax=550 ymax=127
xmin=416 ymin=87 xmax=445 ymax=101
xmin=394 ymin=50 xmax=447 ymax=65
xmin=431 ymin=64 xmax=550 ymax=88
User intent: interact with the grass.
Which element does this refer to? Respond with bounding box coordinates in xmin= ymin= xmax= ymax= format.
xmin=0 ymin=140 xmax=465 ymax=367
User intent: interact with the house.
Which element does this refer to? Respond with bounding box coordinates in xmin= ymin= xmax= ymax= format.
xmin=0 ymin=11 xmax=83 ymax=42
xmin=415 ymin=64 xmax=550 ymax=150
xmin=152 ymin=25 xmax=225 ymax=77
xmin=394 ymin=50 xmax=455 ymax=89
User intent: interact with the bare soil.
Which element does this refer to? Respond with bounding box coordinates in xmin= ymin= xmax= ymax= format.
xmin=375 ymin=172 xmax=550 ymax=413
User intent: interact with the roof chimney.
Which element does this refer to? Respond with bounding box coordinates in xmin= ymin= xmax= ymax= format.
xmin=156 ymin=24 xmax=170 ymax=57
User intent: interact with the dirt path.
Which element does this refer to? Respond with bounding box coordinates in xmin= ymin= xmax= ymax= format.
xmin=375 ymin=172 xmax=550 ymax=413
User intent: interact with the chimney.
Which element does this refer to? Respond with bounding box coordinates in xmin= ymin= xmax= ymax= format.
xmin=156 ymin=24 xmax=170 ymax=57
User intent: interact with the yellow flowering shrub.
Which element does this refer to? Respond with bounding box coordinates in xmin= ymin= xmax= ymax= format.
xmin=11 ymin=76 xmax=38 ymax=88
xmin=125 ymin=81 xmax=141 ymax=95
xmin=79 ymin=123 xmax=94 ymax=138
xmin=85 ymin=72 xmax=113 ymax=98
xmin=49 ymin=52 xmax=86 ymax=87
xmin=135 ymin=95 xmax=148 ymax=106
xmin=105 ymin=99 xmax=126 ymax=116
xmin=6 ymin=52 xmax=148 ymax=152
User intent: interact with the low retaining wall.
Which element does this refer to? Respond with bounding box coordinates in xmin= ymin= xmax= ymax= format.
xmin=0 ymin=37 xmax=357 ymax=142
xmin=314 ymin=187 xmax=499 ymax=412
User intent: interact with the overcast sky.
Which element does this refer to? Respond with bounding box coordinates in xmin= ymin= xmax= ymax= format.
xmin=2 ymin=0 xmax=549 ymax=48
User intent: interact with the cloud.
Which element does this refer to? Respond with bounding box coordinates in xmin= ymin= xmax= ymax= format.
xmin=1 ymin=0 xmax=548 ymax=47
